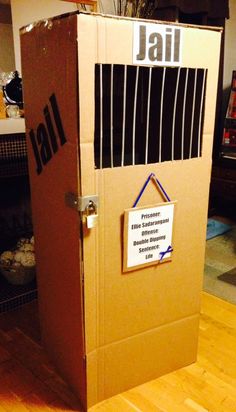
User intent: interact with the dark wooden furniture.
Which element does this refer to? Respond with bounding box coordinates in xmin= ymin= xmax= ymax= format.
xmin=210 ymin=70 xmax=236 ymax=215
xmin=210 ymin=157 xmax=236 ymax=216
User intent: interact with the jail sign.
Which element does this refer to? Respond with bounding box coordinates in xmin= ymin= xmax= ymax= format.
xmin=133 ymin=22 xmax=182 ymax=66
xmin=123 ymin=202 xmax=175 ymax=272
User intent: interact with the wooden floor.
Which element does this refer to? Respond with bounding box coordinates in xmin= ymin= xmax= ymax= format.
xmin=0 ymin=292 xmax=236 ymax=411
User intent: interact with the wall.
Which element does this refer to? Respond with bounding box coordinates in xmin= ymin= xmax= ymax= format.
xmin=11 ymin=0 xmax=117 ymax=75
xmin=11 ymin=0 xmax=77 ymax=74
xmin=0 ymin=4 xmax=15 ymax=72
xmin=0 ymin=23 xmax=15 ymax=72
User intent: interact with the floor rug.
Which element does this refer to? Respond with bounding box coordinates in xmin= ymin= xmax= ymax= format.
xmin=218 ymin=267 xmax=236 ymax=286
xmin=204 ymin=224 xmax=236 ymax=305
xmin=206 ymin=218 xmax=232 ymax=240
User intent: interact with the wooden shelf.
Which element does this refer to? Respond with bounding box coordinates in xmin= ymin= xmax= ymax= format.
xmin=0 ymin=118 xmax=25 ymax=135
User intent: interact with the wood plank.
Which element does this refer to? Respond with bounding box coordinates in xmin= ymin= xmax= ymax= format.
xmin=123 ymin=379 xmax=194 ymax=412
xmin=0 ymin=294 xmax=236 ymax=411
xmin=161 ymin=366 xmax=236 ymax=412
xmin=89 ymin=394 xmax=146 ymax=411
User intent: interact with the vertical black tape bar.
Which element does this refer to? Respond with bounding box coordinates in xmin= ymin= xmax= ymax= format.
xmin=145 ymin=67 xmax=152 ymax=164
xmin=198 ymin=69 xmax=207 ymax=157
xmin=132 ymin=66 xmax=139 ymax=165
xmin=159 ymin=67 xmax=166 ymax=163
xmin=110 ymin=64 xmax=114 ymax=168
xmin=121 ymin=65 xmax=127 ymax=166
xmin=189 ymin=68 xmax=198 ymax=158
xmin=99 ymin=64 xmax=103 ymax=169
xmin=181 ymin=68 xmax=189 ymax=160
xmin=171 ymin=67 xmax=180 ymax=161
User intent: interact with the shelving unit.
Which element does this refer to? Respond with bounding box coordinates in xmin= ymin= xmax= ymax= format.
xmin=221 ymin=70 xmax=236 ymax=159
xmin=0 ymin=118 xmax=37 ymax=313
xmin=210 ymin=71 xmax=236 ymax=212
xmin=0 ymin=118 xmax=26 ymax=134
xmin=0 ymin=118 xmax=28 ymax=178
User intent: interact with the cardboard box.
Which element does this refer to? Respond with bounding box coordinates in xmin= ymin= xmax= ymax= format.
xmin=20 ymin=12 xmax=222 ymax=410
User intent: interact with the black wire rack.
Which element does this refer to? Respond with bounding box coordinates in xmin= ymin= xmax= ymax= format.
xmin=0 ymin=133 xmax=28 ymax=178
xmin=0 ymin=275 xmax=37 ymax=314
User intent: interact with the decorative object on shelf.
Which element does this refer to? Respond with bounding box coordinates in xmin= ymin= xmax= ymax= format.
xmin=6 ymin=104 xmax=20 ymax=119
xmin=117 ymin=0 xmax=155 ymax=17
xmin=0 ymin=236 xmax=36 ymax=285
xmin=0 ymin=89 xmax=6 ymax=119
xmin=226 ymin=70 xmax=236 ymax=119
xmin=3 ymin=71 xmax=23 ymax=109
xmin=0 ymin=71 xmax=14 ymax=87
xmin=0 ymin=71 xmax=14 ymax=119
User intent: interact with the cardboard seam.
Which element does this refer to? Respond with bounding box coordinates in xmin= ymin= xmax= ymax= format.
xmin=95 ymin=21 xmax=106 ymax=399
xmin=100 ymin=169 xmax=106 ymax=400
xmin=86 ymin=312 xmax=199 ymax=354
xmin=94 ymin=171 xmax=100 ymax=403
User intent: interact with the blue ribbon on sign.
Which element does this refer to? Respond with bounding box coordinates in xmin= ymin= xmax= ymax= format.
xmin=159 ymin=245 xmax=173 ymax=261
xmin=133 ymin=173 xmax=173 ymax=262
xmin=133 ymin=173 xmax=171 ymax=208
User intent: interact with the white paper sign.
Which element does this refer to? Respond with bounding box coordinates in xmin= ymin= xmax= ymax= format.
xmin=124 ymin=203 xmax=175 ymax=271
xmin=133 ymin=22 xmax=182 ymax=66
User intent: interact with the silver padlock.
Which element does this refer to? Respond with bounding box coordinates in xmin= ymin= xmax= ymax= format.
xmin=85 ymin=200 xmax=98 ymax=229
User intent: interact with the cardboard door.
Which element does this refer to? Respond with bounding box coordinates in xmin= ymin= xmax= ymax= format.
xmin=20 ymin=14 xmax=87 ymax=408
xmin=77 ymin=14 xmax=221 ymax=407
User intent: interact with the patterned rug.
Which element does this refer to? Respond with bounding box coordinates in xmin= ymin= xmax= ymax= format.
xmin=218 ymin=267 xmax=236 ymax=286
xmin=204 ymin=223 xmax=236 ymax=305
xmin=206 ymin=218 xmax=232 ymax=240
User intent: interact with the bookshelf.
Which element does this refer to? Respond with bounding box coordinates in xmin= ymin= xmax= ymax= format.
xmin=210 ymin=70 xmax=236 ymax=213
xmin=221 ymin=70 xmax=236 ymax=159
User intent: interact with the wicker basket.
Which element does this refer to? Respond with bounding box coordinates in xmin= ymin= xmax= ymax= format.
xmin=0 ymin=264 xmax=35 ymax=285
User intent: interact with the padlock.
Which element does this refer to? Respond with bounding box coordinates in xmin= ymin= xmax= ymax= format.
xmin=85 ymin=200 xmax=98 ymax=229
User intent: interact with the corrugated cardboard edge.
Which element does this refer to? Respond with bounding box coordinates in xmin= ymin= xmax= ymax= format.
xmin=20 ymin=13 xmax=87 ymax=409
xmin=20 ymin=10 xmax=223 ymax=36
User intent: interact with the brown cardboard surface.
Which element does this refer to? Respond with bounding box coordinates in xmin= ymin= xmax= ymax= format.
xmin=87 ymin=314 xmax=199 ymax=405
xmin=89 ymin=161 xmax=207 ymax=348
xmin=77 ymin=14 xmax=221 ymax=408
xmin=20 ymin=14 xmax=86 ymax=408
xmin=20 ymin=11 xmax=221 ymax=410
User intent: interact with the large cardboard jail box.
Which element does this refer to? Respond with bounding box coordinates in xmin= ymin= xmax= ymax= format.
xmin=20 ymin=12 xmax=221 ymax=410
